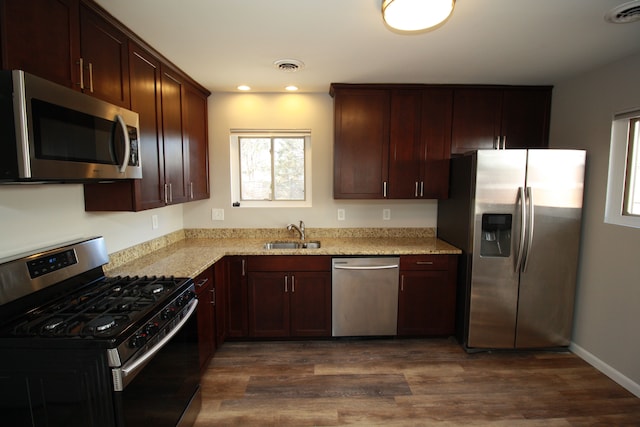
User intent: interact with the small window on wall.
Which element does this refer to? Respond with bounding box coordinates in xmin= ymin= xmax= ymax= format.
xmin=605 ymin=109 xmax=640 ymax=227
xmin=623 ymin=117 xmax=640 ymax=216
xmin=230 ymin=130 xmax=312 ymax=207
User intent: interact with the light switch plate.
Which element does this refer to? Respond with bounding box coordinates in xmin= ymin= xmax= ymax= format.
xmin=337 ymin=209 xmax=345 ymax=221
xmin=152 ymin=214 xmax=159 ymax=229
xmin=383 ymin=208 xmax=391 ymax=220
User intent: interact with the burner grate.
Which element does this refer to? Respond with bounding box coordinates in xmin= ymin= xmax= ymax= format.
xmin=7 ymin=275 xmax=183 ymax=339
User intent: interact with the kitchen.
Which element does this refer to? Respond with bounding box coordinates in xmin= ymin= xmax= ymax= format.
xmin=1 ymin=0 xmax=640 ymax=425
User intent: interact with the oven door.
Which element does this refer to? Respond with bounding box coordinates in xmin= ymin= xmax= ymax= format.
xmin=113 ymin=300 xmax=201 ymax=427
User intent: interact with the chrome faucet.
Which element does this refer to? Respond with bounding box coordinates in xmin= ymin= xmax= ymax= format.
xmin=287 ymin=220 xmax=305 ymax=240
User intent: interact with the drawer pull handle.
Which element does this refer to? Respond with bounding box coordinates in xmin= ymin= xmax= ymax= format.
xmin=416 ymin=261 xmax=434 ymax=265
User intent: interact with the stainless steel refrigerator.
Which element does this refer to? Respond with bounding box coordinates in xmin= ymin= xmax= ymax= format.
xmin=437 ymin=149 xmax=586 ymax=350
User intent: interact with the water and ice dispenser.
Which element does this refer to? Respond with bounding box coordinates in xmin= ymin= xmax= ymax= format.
xmin=480 ymin=214 xmax=512 ymax=257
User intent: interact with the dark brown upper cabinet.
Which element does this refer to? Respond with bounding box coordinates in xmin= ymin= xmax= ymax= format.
xmin=1 ymin=0 xmax=130 ymax=107
xmin=451 ymin=86 xmax=552 ymax=155
xmin=331 ymin=84 xmax=453 ymax=200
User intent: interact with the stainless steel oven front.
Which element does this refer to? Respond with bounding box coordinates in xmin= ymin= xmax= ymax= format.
xmin=112 ymin=298 xmax=201 ymax=427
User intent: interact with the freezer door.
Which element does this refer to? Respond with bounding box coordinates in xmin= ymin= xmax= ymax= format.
xmin=467 ymin=150 xmax=527 ymax=348
xmin=515 ymin=150 xmax=585 ymax=348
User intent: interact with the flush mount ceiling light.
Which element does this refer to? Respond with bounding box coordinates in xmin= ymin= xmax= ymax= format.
xmin=382 ymin=0 xmax=455 ymax=32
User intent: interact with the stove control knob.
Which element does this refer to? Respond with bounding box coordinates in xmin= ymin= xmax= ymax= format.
xmin=129 ymin=333 xmax=147 ymax=348
xmin=161 ymin=307 xmax=176 ymax=320
xmin=176 ymin=296 xmax=186 ymax=307
xmin=145 ymin=322 xmax=159 ymax=336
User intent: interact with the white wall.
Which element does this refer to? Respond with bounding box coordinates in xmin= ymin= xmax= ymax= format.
xmin=0 ymin=183 xmax=184 ymax=259
xmin=550 ymin=52 xmax=640 ymax=395
xmin=0 ymin=91 xmax=437 ymax=260
xmin=183 ymin=92 xmax=437 ymax=230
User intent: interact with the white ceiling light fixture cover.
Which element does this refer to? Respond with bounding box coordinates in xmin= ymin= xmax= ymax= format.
xmin=382 ymin=0 xmax=455 ymax=32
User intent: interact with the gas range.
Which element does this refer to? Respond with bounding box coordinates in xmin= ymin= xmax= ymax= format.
xmin=0 ymin=238 xmax=194 ymax=355
xmin=0 ymin=237 xmax=200 ymax=426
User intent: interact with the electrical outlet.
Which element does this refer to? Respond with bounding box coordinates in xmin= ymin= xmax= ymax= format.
xmin=383 ymin=208 xmax=391 ymax=220
xmin=212 ymin=208 xmax=224 ymax=221
xmin=152 ymin=214 xmax=159 ymax=230
xmin=337 ymin=209 xmax=345 ymax=221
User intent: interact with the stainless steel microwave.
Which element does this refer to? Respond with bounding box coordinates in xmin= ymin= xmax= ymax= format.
xmin=0 ymin=70 xmax=141 ymax=183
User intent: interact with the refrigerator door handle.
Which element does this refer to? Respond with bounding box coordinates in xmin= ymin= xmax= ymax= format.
xmin=523 ymin=186 xmax=535 ymax=272
xmin=515 ymin=186 xmax=527 ymax=273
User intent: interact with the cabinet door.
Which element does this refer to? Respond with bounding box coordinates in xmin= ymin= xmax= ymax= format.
xmin=226 ymin=256 xmax=248 ymax=338
xmin=388 ymin=90 xmax=422 ymax=199
xmin=333 ymin=88 xmax=389 ymax=198
xmin=183 ymin=82 xmax=210 ymax=201
xmin=128 ymin=43 xmax=165 ymax=209
xmin=420 ymin=88 xmax=453 ymax=199
xmin=161 ymin=65 xmax=189 ymax=204
xmin=79 ymin=4 xmax=129 ymax=107
xmin=213 ymin=261 xmax=226 ymax=346
xmin=1 ymin=0 xmax=80 ymax=89
xmin=501 ymin=88 xmax=551 ymax=149
xmin=194 ymin=268 xmax=215 ymax=372
xmin=248 ymin=272 xmax=290 ymax=337
xmin=451 ymin=88 xmax=502 ymax=155
xmin=398 ymin=270 xmax=455 ymax=336
xmin=83 ymin=42 xmax=164 ymax=211
xmin=290 ymin=272 xmax=331 ymax=337
xmin=398 ymin=255 xmax=458 ymax=336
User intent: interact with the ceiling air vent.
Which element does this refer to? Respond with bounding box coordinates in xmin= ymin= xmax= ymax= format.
xmin=605 ymin=1 xmax=640 ymax=23
xmin=273 ymin=59 xmax=305 ymax=72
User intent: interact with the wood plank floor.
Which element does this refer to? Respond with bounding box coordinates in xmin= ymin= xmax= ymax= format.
xmin=194 ymin=338 xmax=640 ymax=426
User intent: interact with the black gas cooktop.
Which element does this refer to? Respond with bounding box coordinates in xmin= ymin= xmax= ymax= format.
xmin=6 ymin=275 xmax=189 ymax=340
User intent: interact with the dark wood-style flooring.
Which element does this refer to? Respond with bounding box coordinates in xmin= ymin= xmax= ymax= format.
xmin=194 ymin=338 xmax=640 ymax=426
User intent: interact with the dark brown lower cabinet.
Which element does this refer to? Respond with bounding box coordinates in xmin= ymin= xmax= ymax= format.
xmin=247 ymin=256 xmax=331 ymax=338
xmin=397 ymin=255 xmax=458 ymax=336
xmin=225 ymin=256 xmax=249 ymax=338
xmin=194 ymin=267 xmax=215 ymax=372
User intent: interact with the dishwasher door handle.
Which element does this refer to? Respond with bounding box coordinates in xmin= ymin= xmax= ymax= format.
xmin=333 ymin=264 xmax=398 ymax=270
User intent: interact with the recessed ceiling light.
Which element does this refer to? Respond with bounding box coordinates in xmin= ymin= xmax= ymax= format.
xmin=237 ymin=85 xmax=251 ymax=91
xmin=285 ymin=85 xmax=299 ymax=91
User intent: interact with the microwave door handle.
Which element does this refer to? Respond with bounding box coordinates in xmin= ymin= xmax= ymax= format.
xmin=115 ymin=114 xmax=130 ymax=173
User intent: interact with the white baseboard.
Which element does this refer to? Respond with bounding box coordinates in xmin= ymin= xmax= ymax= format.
xmin=570 ymin=342 xmax=640 ymax=398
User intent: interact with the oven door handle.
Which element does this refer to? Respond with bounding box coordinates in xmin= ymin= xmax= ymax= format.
xmin=112 ymin=299 xmax=198 ymax=391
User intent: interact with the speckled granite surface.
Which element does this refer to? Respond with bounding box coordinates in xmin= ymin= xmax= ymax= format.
xmin=104 ymin=228 xmax=460 ymax=278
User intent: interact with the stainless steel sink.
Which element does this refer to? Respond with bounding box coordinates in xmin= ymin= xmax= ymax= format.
xmin=263 ymin=241 xmax=321 ymax=249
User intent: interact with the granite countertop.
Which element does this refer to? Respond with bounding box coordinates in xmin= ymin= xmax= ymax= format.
xmin=105 ymin=231 xmax=461 ymax=279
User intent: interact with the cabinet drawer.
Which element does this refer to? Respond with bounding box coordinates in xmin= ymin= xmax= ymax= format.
xmin=194 ymin=267 xmax=214 ymax=296
xmin=400 ymin=255 xmax=451 ymax=270
xmin=247 ymin=256 xmax=332 ymax=272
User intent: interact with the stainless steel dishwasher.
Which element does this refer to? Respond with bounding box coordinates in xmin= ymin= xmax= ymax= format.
xmin=332 ymin=257 xmax=400 ymax=337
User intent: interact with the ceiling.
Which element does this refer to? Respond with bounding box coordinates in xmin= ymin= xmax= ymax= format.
xmin=94 ymin=0 xmax=640 ymax=94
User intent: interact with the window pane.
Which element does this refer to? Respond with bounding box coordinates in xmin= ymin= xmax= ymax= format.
xmin=273 ymin=138 xmax=305 ymax=200
xmin=239 ymin=138 xmax=271 ymax=200
xmin=624 ymin=118 xmax=640 ymax=216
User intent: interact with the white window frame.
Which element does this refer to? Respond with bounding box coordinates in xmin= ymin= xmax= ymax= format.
xmin=604 ymin=108 xmax=640 ymax=228
xmin=230 ymin=129 xmax=312 ymax=208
